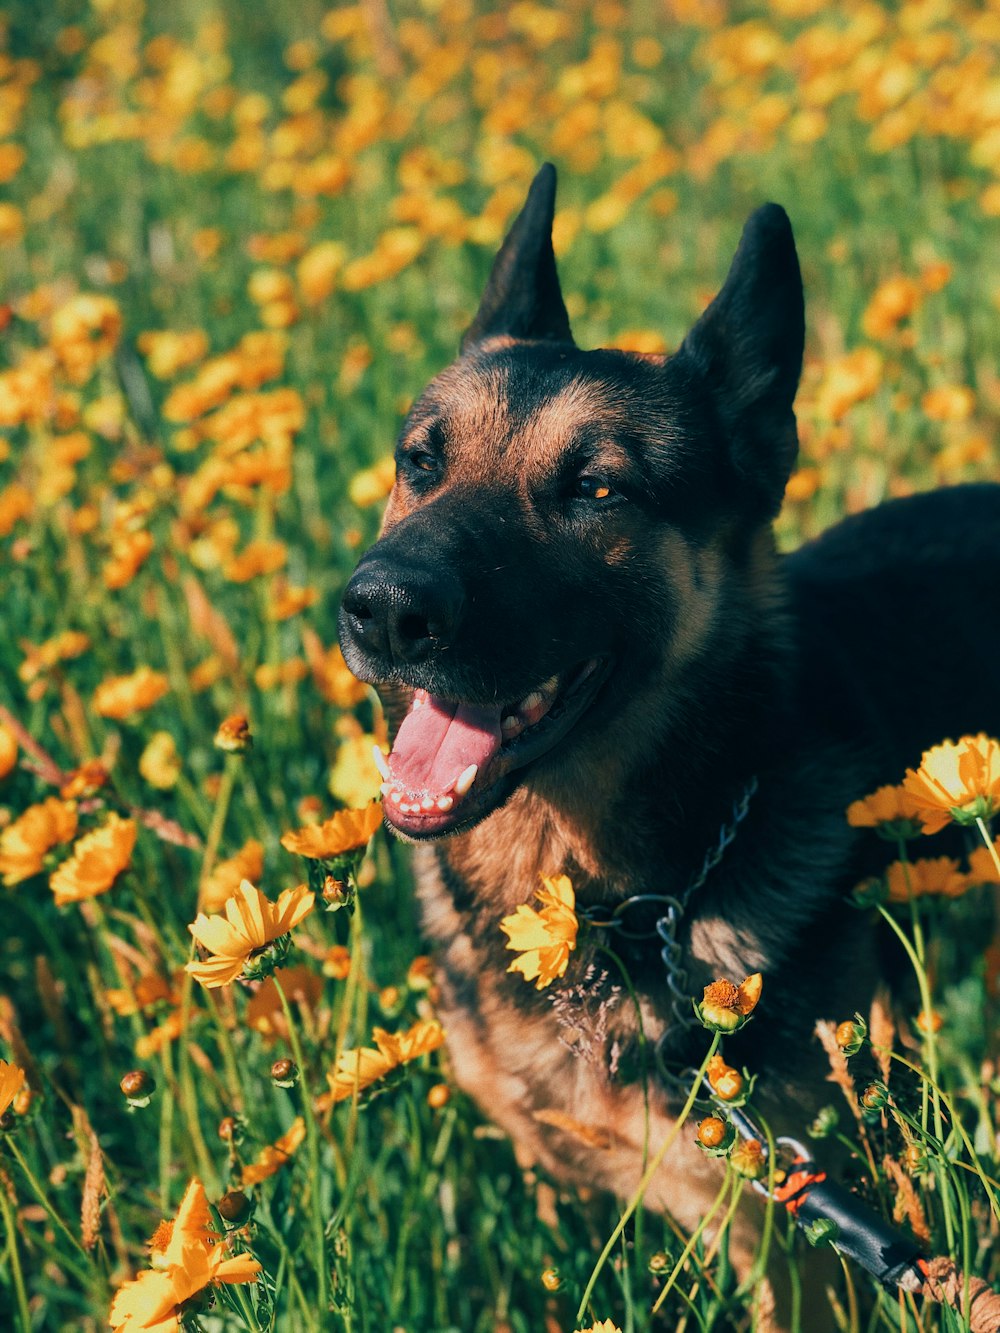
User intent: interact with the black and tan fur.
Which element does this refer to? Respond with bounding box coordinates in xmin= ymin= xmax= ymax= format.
xmin=339 ymin=165 xmax=1000 ymax=1291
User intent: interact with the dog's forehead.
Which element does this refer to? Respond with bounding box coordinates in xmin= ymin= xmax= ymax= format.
xmin=412 ymin=348 xmax=634 ymax=473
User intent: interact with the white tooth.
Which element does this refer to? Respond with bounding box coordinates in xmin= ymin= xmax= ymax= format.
xmin=421 ymin=797 xmax=434 ymax=810
xmin=501 ymin=715 xmax=521 ymax=738
xmin=372 ymin=745 xmax=391 ymax=780
xmin=437 ymin=795 xmax=453 ymax=811
xmin=390 ymin=790 xmax=402 ymax=804
xmin=519 ymin=691 xmax=543 ymax=714
xmin=454 ymin=764 xmax=478 ymax=797
xmin=380 ymin=783 xmax=390 ymax=796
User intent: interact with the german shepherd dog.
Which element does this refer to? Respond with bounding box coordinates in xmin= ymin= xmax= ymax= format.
xmin=339 ymin=165 xmax=1000 ymax=1289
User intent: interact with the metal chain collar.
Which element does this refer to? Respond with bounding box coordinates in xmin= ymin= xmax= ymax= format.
xmin=578 ymin=775 xmax=759 ymax=1041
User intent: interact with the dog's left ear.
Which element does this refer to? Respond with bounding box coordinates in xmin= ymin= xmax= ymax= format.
xmin=679 ymin=204 xmax=804 ymax=518
xmin=461 ymin=162 xmax=574 ymax=352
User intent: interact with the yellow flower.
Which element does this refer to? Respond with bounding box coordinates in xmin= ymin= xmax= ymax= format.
xmin=0 ymin=1060 xmax=26 ymax=1116
xmin=240 ymin=1117 xmax=306 ymax=1187
xmin=500 ymin=874 xmax=578 ymax=990
xmin=575 ymin=1321 xmax=624 ymax=1333
xmin=861 ymin=275 xmax=921 ymax=339
xmin=50 ymin=813 xmax=137 ymax=905
xmin=329 ymin=733 xmax=382 ymax=808
xmin=280 ymin=802 xmax=382 ymax=859
xmin=93 ymin=667 xmax=169 ymax=720
xmin=199 ymin=839 xmax=265 ymax=913
xmin=903 ymin=734 xmax=1000 ymax=833
xmin=186 ymin=880 xmax=315 ymax=988
xmin=318 ymin=1019 xmax=445 ymax=1108
xmin=109 ymin=1178 xmax=261 ymax=1332
xmin=886 ymin=857 xmax=967 ymax=902
xmin=139 ymin=732 xmax=181 ymax=789
xmin=0 ymin=723 xmax=17 ymax=780
xmin=0 ymin=798 xmax=78 ymax=885
xmin=698 ymin=974 xmax=762 ymax=1032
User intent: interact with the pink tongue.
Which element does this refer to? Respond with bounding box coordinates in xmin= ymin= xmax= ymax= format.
xmin=388 ymin=691 xmax=503 ymax=797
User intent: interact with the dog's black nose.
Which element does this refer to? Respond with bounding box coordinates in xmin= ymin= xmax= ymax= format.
xmin=340 ymin=559 xmax=464 ymax=666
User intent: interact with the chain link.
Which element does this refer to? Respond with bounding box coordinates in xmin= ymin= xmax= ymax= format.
xmin=580 ymin=775 xmax=759 ymax=1035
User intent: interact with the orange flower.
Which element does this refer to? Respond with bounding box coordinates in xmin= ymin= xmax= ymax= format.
xmin=0 ymin=798 xmax=78 ymax=885
xmin=698 ymin=974 xmax=762 ymax=1032
xmin=318 ymin=1019 xmax=444 ymax=1108
xmin=886 ymin=857 xmax=967 ymax=902
xmin=93 ymin=667 xmax=169 ymax=720
xmin=968 ymin=841 xmax=1000 ymax=887
xmin=240 ymin=1117 xmax=306 ymax=1187
xmin=246 ymin=966 xmax=323 ymax=1042
xmin=0 ymin=723 xmax=17 ymax=780
xmin=323 ymin=945 xmax=352 ymax=979
xmin=186 ymin=879 xmax=315 ymax=987
xmin=50 ymin=813 xmax=137 ymax=905
xmin=199 ymin=839 xmax=265 ymax=913
xmin=106 ymin=970 xmax=180 ymax=1017
xmin=499 ymin=875 xmax=578 ymax=990
xmin=903 ymin=734 xmax=1000 ymax=833
xmin=280 ymin=802 xmax=382 ymax=859
xmin=575 ymin=1321 xmax=624 ymax=1333
xmin=108 ymin=1178 xmax=261 ymax=1332
xmin=847 ymin=785 xmax=923 ymax=832
xmin=861 ymin=275 xmax=921 ymax=339
xmin=0 ymin=1060 xmax=26 ymax=1116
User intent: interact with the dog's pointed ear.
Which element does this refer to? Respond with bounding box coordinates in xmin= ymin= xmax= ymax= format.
xmin=679 ymin=204 xmax=804 ymax=517
xmin=461 ymin=163 xmax=573 ymax=352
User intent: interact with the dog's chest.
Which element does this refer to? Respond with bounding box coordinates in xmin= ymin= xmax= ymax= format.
xmin=409 ymin=844 xmax=737 ymax=1220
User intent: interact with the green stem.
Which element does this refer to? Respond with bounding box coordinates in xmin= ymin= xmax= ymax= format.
xmin=199 ymin=753 xmax=240 ymax=889
xmin=974 ymin=816 xmax=1000 ymax=877
xmin=272 ymin=974 xmax=328 ymax=1318
xmin=875 ymin=903 xmax=943 ymax=1141
xmin=6 ymin=1138 xmax=92 ymax=1262
xmin=0 ymin=1172 xmax=32 ymax=1333
xmin=575 ymin=1030 xmax=721 ymax=1322
xmin=651 ymin=1167 xmax=733 ymax=1315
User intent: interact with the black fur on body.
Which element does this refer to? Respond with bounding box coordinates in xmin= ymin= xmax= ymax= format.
xmin=339 ymin=164 xmax=1000 ymax=1257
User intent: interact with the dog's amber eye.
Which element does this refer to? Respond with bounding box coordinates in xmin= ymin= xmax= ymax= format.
xmin=574 ymin=475 xmax=612 ymax=500
xmin=409 ymin=451 xmax=438 ymax=472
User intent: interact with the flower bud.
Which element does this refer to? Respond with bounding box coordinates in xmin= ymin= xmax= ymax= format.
xmin=859 ymin=1080 xmax=889 ymax=1112
xmin=915 ymin=1009 xmax=942 ymax=1034
xmin=218 ymin=1116 xmax=239 ymax=1142
xmin=119 ymin=1070 xmax=155 ymax=1108
xmin=216 ymin=1189 xmax=252 ymax=1226
xmin=270 ymin=1058 xmax=298 ymax=1088
xmin=835 ymin=1016 xmax=867 ymax=1055
xmin=730 ymin=1137 xmax=765 ymax=1180
xmin=851 ymin=877 xmax=888 ymax=908
xmin=214 ymin=714 xmax=252 ymax=753
xmin=807 ymin=1105 xmax=839 ymax=1139
xmin=903 ymin=1143 xmax=927 ymax=1174
xmin=647 ymin=1251 xmax=671 ymax=1275
xmin=540 ymin=1267 xmax=561 ymax=1292
xmin=804 ymin=1217 xmax=839 ymax=1248
xmin=696 ymin=1116 xmax=731 ymax=1152
xmin=12 ymin=1087 xmax=33 ymax=1117
xmin=427 ymin=1083 xmax=451 ymax=1109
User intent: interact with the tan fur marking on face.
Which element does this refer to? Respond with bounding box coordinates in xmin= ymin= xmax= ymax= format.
xmin=518 ymin=378 xmax=629 ymax=480
xmin=659 ymin=531 xmax=724 ymax=667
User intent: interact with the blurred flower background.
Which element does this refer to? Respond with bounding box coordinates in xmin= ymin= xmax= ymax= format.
xmin=1 ymin=0 xmax=999 ymax=1328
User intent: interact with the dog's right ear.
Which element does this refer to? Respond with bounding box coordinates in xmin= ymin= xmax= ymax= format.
xmin=461 ymin=163 xmax=574 ymax=352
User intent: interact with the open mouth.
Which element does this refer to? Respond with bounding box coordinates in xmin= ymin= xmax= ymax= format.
xmin=375 ymin=658 xmax=611 ymax=839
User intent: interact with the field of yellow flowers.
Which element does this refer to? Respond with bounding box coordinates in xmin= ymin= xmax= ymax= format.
xmin=2 ymin=0 xmax=1000 ymax=1329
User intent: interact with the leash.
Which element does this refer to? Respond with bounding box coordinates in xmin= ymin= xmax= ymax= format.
xmin=578 ymin=774 xmax=759 ymax=1037
xmin=577 ymin=782 xmax=1000 ymax=1323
